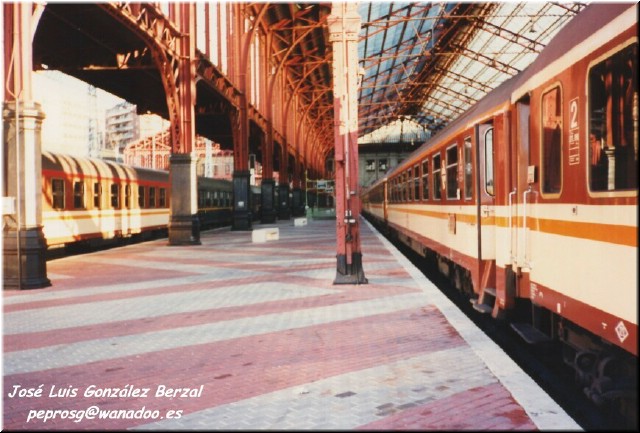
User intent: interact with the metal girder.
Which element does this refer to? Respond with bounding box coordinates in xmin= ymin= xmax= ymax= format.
xmin=449 ymin=41 xmax=520 ymax=76
xmin=255 ymin=1 xmax=586 ymax=159
xmin=98 ymin=2 xmax=188 ymax=152
xmin=357 ymin=2 xmax=586 ymax=141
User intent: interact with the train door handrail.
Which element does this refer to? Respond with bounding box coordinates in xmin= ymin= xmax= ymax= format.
xmin=508 ymin=188 xmax=517 ymax=263
xmin=523 ymin=185 xmax=533 ymax=268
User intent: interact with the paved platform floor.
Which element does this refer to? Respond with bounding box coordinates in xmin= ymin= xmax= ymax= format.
xmin=2 ymin=218 xmax=581 ymax=430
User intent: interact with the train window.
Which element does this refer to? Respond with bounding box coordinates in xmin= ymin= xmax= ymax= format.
xmin=93 ymin=182 xmax=101 ymax=209
xmin=52 ymin=179 xmax=65 ymax=210
xmin=413 ymin=165 xmax=420 ymax=201
xmin=464 ymin=137 xmax=473 ymax=200
xmin=433 ymin=154 xmax=442 ymax=200
xmin=421 ymin=159 xmax=429 ymax=200
xmin=390 ymin=178 xmax=394 ymax=203
xmin=159 ymin=188 xmax=166 ymax=207
xmin=110 ymin=184 xmax=120 ymax=209
xmin=588 ymin=42 xmax=638 ymax=192
xmin=139 ymin=186 xmax=146 ymax=208
xmin=485 ymin=129 xmax=495 ymax=196
xmin=73 ymin=181 xmax=85 ymax=209
xmin=446 ymin=144 xmax=459 ymax=199
xmin=197 ymin=189 xmax=204 ymax=208
xmin=541 ymin=86 xmax=562 ymax=194
xmin=393 ymin=177 xmax=398 ymax=203
xmin=390 ymin=178 xmax=395 ymax=203
xmin=214 ymin=191 xmax=219 ymax=207
xmin=404 ymin=171 xmax=410 ymax=201
xmin=407 ymin=169 xmax=413 ymax=201
xmin=149 ymin=187 xmax=156 ymax=208
xmin=124 ymin=184 xmax=131 ymax=208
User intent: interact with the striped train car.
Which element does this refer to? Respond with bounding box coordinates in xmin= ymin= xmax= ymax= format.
xmin=42 ymin=151 xmax=234 ymax=248
xmin=361 ymin=3 xmax=637 ymax=422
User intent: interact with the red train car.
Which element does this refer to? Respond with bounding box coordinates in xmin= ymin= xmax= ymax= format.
xmin=362 ymin=3 xmax=637 ymax=423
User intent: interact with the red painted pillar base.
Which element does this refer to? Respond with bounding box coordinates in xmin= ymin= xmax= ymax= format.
xmin=334 ymin=252 xmax=368 ymax=285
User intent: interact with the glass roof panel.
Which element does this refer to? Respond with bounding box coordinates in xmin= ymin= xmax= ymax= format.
xmin=357 ymin=1 xmax=587 ymax=143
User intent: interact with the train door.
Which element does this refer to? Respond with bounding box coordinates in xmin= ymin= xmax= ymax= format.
xmin=473 ymin=121 xmax=497 ymax=314
xmin=511 ymin=100 xmax=532 ymax=274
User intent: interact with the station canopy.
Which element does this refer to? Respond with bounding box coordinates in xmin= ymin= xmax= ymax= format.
xmin=355 ymin=1 xmax=587 ymax=145
xmin=32 ymin=2 xmax=589 ymax=157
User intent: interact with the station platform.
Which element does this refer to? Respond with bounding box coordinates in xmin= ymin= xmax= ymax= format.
xmin=2 ymin=218 xmax=581 ymax=430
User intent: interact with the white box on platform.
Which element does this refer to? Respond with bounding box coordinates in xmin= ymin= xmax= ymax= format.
xmin=293 ymin=217 xmax=307 ymax=227
xmin=252 ymin=227 xmax=279 ymax=243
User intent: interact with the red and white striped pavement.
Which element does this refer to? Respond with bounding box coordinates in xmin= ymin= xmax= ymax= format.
xmin=2 ymin=218 xmax=581 ymax=430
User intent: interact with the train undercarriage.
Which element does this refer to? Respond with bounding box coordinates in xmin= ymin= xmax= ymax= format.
xmin=370 ymin=216 xmax=638 ymax=429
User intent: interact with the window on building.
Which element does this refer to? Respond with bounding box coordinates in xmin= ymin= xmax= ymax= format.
xmin=541 ymin=86 xmax=562 ymax=194
xmin=366 ymin=159 xmax=376 ymax=172
xmin=446 ymin=144 xmax=459 ymax=199
xmin=433 ymin=154 xmax=442 ymax=200
xmin=52 ymin=179 xmax=65 ymax=210
xmin=464 ymin=137 xmax=473 ymax=200
xmin=421 ymin=159 xmax=429 ymax=200
xmin=378 ymin=159 xmax=388 ymax=171
xmin=73 ymin=181 xmax=84 ymax=209
xmin=588 ymin=42 xmax=638 ymax=192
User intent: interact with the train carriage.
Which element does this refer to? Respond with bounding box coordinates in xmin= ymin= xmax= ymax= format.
xmin=42 ymin=152 xmax=172 ymax=246
xmin=361 ymin=3 xmax=637 ymax=421
xmin=42 ymin=151 xmax=237 ymax=248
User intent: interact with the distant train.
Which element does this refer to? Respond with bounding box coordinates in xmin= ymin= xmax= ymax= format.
xmin=42 ymin=151 xmax=261 ymax=248
xmin=361 ymin=3 xmax=637 ymax=424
